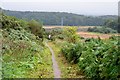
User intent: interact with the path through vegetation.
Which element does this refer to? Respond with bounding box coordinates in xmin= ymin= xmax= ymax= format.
xmin=45 ymin=42 xmax=61 ymax=78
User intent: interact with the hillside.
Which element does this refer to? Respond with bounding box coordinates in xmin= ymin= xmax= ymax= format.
xmin=3 ymin=10 xmax=117 ymax=26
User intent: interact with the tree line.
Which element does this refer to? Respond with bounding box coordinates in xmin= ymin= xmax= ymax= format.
xmin=3 ymin=10 xmax=117 ymax=26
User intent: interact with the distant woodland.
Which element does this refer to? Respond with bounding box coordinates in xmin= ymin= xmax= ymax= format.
xmin=3 ymin=10 xmax=117 ymax=26
xmin=2 ymin=9 xmax=119 ymax=33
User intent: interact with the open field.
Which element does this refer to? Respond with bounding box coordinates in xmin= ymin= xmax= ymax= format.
xmin=77 ymin=32 xmax=120 ymax=39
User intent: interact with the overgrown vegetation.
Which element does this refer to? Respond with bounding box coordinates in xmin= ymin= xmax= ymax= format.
xmin=46 ymin=27 xmax=80 ymax=43
xmin=48 ymin=41 xmax=84 ymax=78
xmin=1 ymin=10 xmax=120 ymax=79
xmin=28 ymin=20 xmax=45 ymax=40
xmin=62 ymin=27 xmax=80 ymax=43
xmin=45 ymin=28 xmax=63 ymax=41
xmin=61 ymin=36 xmax=120 ymax=79
xmin=1 ymin=14 xmax=53 ymax=78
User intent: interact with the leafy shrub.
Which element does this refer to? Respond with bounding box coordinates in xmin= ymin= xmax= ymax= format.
xmin=28 ymin=20 xmax=44 ymax=39
xmin=79 ymin=38 xmax=120 ymax=79
xmin=2 ymin=39 xmax=42 ymax=78
xmin=1 ymin=14 xmax=46 ymax=78
xmin=1 ymin=14 xmax=27 ymax=29
xmin=2 ymin=30 xmax=44 ymax=78
xmin=63 ymin=27 xmax=80 ymax=43
xmin=61 ymin=42 xmax=83 ymax=63
xmin=2 ymin=28 xmax=36 ymax=41
xmin=1 ymin=14 xmax=45 ymax=41
xmin=45 ymin=28 xmax=63 ymax=40
xmin=61 ymin=37 xmax=120 ymax=79
xmin=57 ymin=34 xmax=64 ymax=40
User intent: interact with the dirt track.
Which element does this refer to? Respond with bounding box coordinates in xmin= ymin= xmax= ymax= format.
xmin=45 ymin=42 xmax=61 ymax=78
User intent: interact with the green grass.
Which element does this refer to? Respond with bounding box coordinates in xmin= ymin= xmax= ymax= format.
xmin=26 ymin=47 xmax=54 ymax=78
xmin=3 ymin=47 xmax=54 ymax=78
xmin=1 ymin=14 xmax=54 ymax=78
xmin=2 ymin=39 xmax=54 ymax=78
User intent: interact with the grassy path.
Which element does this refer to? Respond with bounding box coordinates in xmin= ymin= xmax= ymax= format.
xmin=45 ymin=42 xmax=61 ymax=78
xmin=48 ymin=40 xmax=85 ymax=78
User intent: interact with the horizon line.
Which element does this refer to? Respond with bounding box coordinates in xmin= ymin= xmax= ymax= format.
xmin=2 ymin=8 xmax=118 ymax=16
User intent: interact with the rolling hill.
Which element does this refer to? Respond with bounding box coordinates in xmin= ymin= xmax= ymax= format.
xmin=3 ymin=9 xmax=117 ymax=26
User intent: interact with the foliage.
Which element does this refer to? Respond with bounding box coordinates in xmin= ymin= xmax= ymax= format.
xmin=63 ymin=27 xmax=80 ymax=43
xmin=28 ymin=20 xmax=44 ymax=40
xmin=1 ymin=14 xmax=45 ymax=40
xmin=48 ymin=42 xmax=83 ymax=78
xmin=46 ymin=27 xmax=80 ymax=42
xmin=2 ymin=27 xmax=43 ymax=78
xmin=104 ymin=19 xmax=118 ymax=31
xmin=61 ymin=37 xmax=120 ymax=79
xmin=61 ymin=42 xmax=83 ymax=63
xmin=1 ymin=14 xmax=53 ymax=78
xmin=3 ymin=28 xmax=36 ymax=41
xmin=88 ymin=27 xmax=117 ymax=34
xmin=1 ymin=14 xmax=27 ymax=29
xmin=4 ymin=10 xmax=117 ymax=26
xmin=45 ymin=28 xmax=63 ymax=41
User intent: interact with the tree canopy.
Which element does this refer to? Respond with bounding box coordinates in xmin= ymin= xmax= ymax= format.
xmin=3 ymin=10 xmax=117 ymax=26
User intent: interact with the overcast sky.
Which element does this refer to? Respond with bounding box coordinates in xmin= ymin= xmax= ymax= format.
xmin=0 ymin=0 xmax=119 ymax=16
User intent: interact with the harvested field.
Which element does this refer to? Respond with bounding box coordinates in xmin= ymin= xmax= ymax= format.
xmin=77 ymin=32 xmax=119 ymax=39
